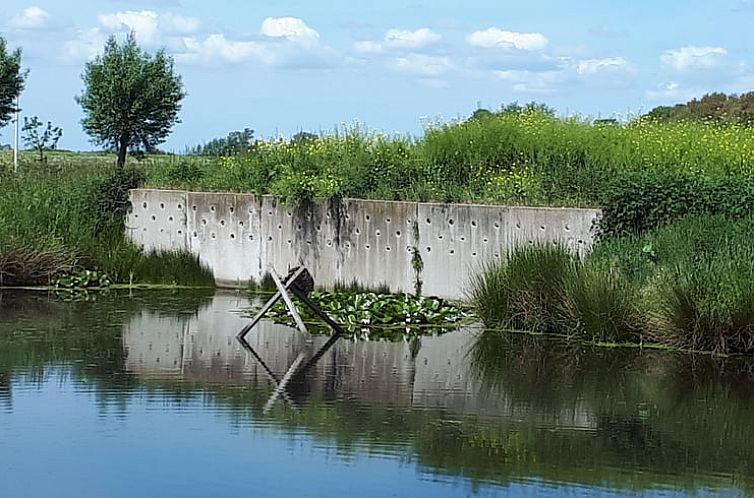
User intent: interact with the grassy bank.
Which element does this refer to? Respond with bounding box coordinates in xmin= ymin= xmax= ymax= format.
xmin=0 ymin=159 xmax=214 ymax=287
xmin=469 ymin=215 xmax=754 ymax=355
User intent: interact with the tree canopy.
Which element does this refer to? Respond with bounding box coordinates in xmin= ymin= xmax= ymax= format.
xmin=76 ymin=33 xmax=185 ymax=168
xmin=645 ymin=92 xmax=754 ymax=126
xmin=0 ymin=36 xmax=25 ymax=130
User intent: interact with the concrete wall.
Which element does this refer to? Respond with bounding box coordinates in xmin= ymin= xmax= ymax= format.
xmin=127 ymin=189 xmax=601 ymax=299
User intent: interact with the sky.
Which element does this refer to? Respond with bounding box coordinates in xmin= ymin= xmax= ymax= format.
xmin=0 ymin=0 xmax=753 ymax=151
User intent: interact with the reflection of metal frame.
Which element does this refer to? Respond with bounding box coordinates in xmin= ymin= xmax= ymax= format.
xmin=235 ymin=266 xmax=346 ymax=412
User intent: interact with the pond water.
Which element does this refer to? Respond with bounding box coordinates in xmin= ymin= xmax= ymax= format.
xmin=1 ymin=290 xmax=754 ymax=497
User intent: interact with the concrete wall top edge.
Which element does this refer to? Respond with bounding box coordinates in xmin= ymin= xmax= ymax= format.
xmin=132 ymin=189 xmax=602 ymax=215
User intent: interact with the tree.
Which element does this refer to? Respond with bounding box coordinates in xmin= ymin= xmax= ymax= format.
xmin=644 ymin=92 xmax=754 ymax=126
xmin=0 ymin=36 xmax=25 ymax=129
xmin=76 ymin=33 xmax=185 ymax=168
xmin=22 ymin=116 xmax=62 ymax=162
xmin=193 ymin=128 xmax=255 ymax=156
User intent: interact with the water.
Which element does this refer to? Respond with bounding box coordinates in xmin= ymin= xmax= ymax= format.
xmin=1 ymin=290 xmax=753 ymax=497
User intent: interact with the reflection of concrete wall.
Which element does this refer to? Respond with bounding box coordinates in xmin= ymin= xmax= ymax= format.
xmin=123 ymin=294 xmax=595 ymax=428
xmin=127 ymin=189 xmax=601 ymax=299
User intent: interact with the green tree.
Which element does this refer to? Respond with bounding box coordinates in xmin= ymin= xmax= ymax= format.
xmin=22 ymin=116 xmax=63 ymax=162
xmin=76 ymin=33 xmax=185 ymax=168
xmin=0 ymin=36 xmax=26 ymax=129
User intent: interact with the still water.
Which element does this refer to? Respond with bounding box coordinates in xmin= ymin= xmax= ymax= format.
xmin=1 ymin=290 xmax=753 ymax=497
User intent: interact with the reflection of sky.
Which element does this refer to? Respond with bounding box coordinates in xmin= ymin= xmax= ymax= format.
xmin=2 ymin=371 xmax=729 ymax=498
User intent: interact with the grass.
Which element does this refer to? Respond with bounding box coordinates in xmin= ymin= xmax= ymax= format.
xmin=0 ymin=156 xmax=214 ymax=287
xmin=470 ymin=215 xmax=754 ymax=355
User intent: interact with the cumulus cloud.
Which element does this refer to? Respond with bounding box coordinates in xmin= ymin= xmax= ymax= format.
xmin=178 ymin=17 xmax=331 ymax=68
xmin=575 ymin=57 xmax=631 ymax=75
xmin=645 ymin=81 xmax=702 ymax=101
xmin=97 ymin=10 xmax=200 ymax=45
xmin=260 ymin=16 xmax=319 ymax=45
xmin=468 ymin=28 xmax=548 ymax=51
xmin=353 ymin=27 xmax=441 ymax=55
xmin=10 ymin=6 xmax=50 ymax=29
xmin=63 ymin=28 xmax=107 ymax=61
xmin=391 ymin=53 xmax=453 ymax=77
xmin=661 ymin=46 xmax=727 ymax=71
xmin=494 ymin=69 xmax=563 ymax=93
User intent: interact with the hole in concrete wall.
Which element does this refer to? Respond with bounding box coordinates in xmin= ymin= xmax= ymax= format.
xmin=578 ymin=240 xmax=584 ymax=245
xmin=460 ymin=236 xmax=466 ymax=242
xmin=565 ymin=224 xmax=571 ymax=231
xmin=210 ymin=206 xmax=216 ymax=212
xmin=483 ymin=238 xmax=489 ymax=243
xmin=516 ymin=223 xmax=522 ymax=230
xmin=494 ymin=222 xmax=500 ymax=229
xmin=193 ymin=232 xmax=198 ymax=238
xmin=220 ymin=220 xmax=225 ymax=226
xmin=248 ymin=207 xmax=253 ymax=214
xmin=316 ymin=225 xmax=321 ymax=231
xmin=159 ymin=228 xmax=165 ymax=234
xmin=267 ymin=236 xmax=273 ymax=242
xmin=134 ymin=214 xmax=139 ymax=219
xmin=143 ymin=228 xmax=147 ymax=232
xmin=396 ymin=231 xmax=401 ymax=238
xmin=375 ymin=230 xmax=381 ymax=237
xmin=386 ymin=217 xmax=391 ymax=223
xmin=386 ymin=246 xmax=391 ymax=251
xmin=355 ymin=228 xmax=360 ymax=235
xmin=230 ymin=234 xmax=235 ymax=240
xmin=426 ymin=218 xmax=431 ymax=224
xmin=406 ymin=246 xmax=412 ymax=253
xmin=345 ymin=214 xmax=351 ymax=221
xmin=407 ymin=219 xmax=412 ymax=225
xmin=296 ymin=224 xmax=302 ymax=231
xmin=151 ymin=215 xmax=156 ymax=221
xmin=437 ymin=234 xmax=443 ymax=240
xmin=202 ymin=219 xmax=207 ymax=225
xmin=449 ymin=249 xmax=455 ymax=255
xmin=177 ymin=204 xmax=182 ymax=210
xmin=326 ymin=240 xmax=333 ymax=247
xmin=249 ymin=235 xmax=254 ymax=241
xmin=277 ymin=224 xmax=282 ymax=230
xmin=306 ymin=240 xmax=312 ymax=245
xmin=365 ymin=244 xmax=371 ymax=250
xmin=229 ymin=206 xmax=235 ymax=214
xmin=494 ymin=253 xmax=500 ymax=258
xmin=268 ymin=211 xmax=273 ymax=216
xmin=365 ymin=214 xmax=371 ymax=222
xmin=552 ymin=240 xmax=558 ymax=246
xmin=287 ymin=211 xmax=292 ymax=217
xmin=472 ymin=252 xmax=478 ymax=257
xmin=540 ymin=225 xmax=546 ymax=231
xmin=471 ymin=220 xmax=477 ymax=227
xmin=239 ymin=221 xmax=244 ymax=227
xmin=448 ymin=219 xmax=454 ymax=226
xmin=426 ymin=247 xmax=432 ymax=253
xmin=345 ymin=242 xmax=351 ymax=248
xmin=142 ymin=202 xmax=147 ymax=209
xmin=211 ymin=233 xmax=217 ymax=239
xmin=287 ymin=240 xmax=292 ymax=245
xmin=178 ymin=230 xmax=183 ymax=235
xmin=528 ymin=240 xmax=534 ymax=245
xmin=169 ymin=216 xmax=174 ymax=222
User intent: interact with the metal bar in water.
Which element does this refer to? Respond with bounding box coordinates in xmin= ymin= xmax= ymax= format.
xmin=236 ymin=266 xmax=306 ymax=340
xmin=270 ymin=270 xmax=308 ymax=335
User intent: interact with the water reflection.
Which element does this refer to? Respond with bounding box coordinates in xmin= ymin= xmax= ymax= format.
xmin=2 ymin=290 xmax=754 ymax=496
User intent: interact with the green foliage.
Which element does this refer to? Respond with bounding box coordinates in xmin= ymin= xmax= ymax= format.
xmin=192 ymin=128 xmax=255 ymax=156
xmin=76 ymin=33 xmax=185 ymax=168
xmin=22 ymin=116 xmax=63 ymax=162
xmin=261 ymin=291 xmax=469 ymax=340
xmin=0 ymin=36 xmax=25 ymax=129
xmin=600 ymin=171 xmax=754 ymax=237
xmin=645 ymin=92 xmax=754 ymax=127
xmin=55 ymin=269 xmax=112 ymax=289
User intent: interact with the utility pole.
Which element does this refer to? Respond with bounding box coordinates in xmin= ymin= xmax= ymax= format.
xmin=13 ymin=95 xmax=19 ymax=173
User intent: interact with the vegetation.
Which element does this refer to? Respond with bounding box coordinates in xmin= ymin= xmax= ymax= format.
xmin=645 ymin=92 xmax=754 ymax=127
xmin=470 ymin=215 xmax=754 ymax=355
xmin=259 ymin=290 xmax=469 ymax=340
xmin=0 ymin=36 xmax=25 ymax=129
xmin=190 ymin=128 xmax=255 ymax=156
xmin=22 ymin=116 xmax=62 ymax=162
xmin=76 ymin=33 xmax=185 ymax=168
xmin=0 ymin=158 xmax=213 ymax=287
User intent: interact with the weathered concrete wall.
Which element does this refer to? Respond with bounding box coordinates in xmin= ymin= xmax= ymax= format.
xmin=126 ymin=189 xmax=601 ymax=299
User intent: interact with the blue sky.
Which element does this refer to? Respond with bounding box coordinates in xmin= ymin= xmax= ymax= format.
xmin=1 ymin=0 xmax=753 ymax=151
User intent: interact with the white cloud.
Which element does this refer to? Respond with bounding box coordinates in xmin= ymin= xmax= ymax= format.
xmin=575 ymin=57 xmax=631 ymax=75
xmin=63 ymin=28 xmax=107 ymax=61
xmin=391 ymin=54 xmax=453 ymax=77
xmin=179 ymin=34 xmax=273 ymax=65
xmin=161 ymin=13 xmax=201 ymax=34
xmin=353 ymin=27 xmax=441 ymax=56
xmin=10 ymin=6 xmax=49 ymax=29
xmin=661 ymin=46 xmax=727 ymax=71
xmin=384 ymin=28 xmax=441 ymax=49
xmin=260 ymin=17 xmax=319 ymax=46
xmin=468 ymin=28 xmax=548 ymax=51
xmin=494 ymin=69 xmax=563 ymax=93
xmin=646 ymin=81 xmax=701 ymax=101
xmin=98 ymin=10 xmax=160 ymax=44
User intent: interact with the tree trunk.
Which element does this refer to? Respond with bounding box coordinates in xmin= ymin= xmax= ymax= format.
xmin=116 ymin=137 xmax=128 ymax=169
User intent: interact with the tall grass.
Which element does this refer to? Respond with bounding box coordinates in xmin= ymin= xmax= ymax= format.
xmin=471 ymin=216 xmax=754 ymax=354
xmin=0 ymin=158 xmax=213 ymax=287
